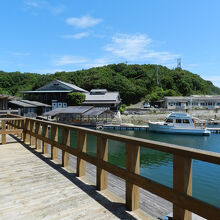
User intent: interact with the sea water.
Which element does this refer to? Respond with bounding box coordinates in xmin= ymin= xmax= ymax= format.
xmin=62 ymin=128 xmax=220 ymax=208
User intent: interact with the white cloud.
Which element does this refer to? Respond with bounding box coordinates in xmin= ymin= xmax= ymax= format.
xmin=54 ymin=55 xmax=88 ymax=66
xmin=62 ymin=32 xmax=90 ymax=39
xmin=83 ymin=58 xmax=112 ymax=69
xmin=105 ymin=33 xmax=179 ymax=63
xmin=25 ymin=1 xmax=39 ymax=8
xmin=142 ymin=51 xmax=178 ymax=62
xmin=203 ymin=76 xmax=220 ymax=88
xmin=24 ymin=1 xmax=66 ymax=15
xmin=36 ymin=68 xmax=74 ymax=74
xmin=66 ymin=16 xmax=102 ymax=28
xmin=50 ymin=5 xmax=66 ymax=15
xmin=105 ymin=33 xmax=151 ymax=59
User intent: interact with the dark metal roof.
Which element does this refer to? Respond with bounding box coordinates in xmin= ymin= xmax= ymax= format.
xmin=43 ymin=106 xmax=113 ymax=117
xmin=55 ymin=80 xmax=88 ymax=93
xmin=43 ymin=106 xmax=93 ymax=116
xmin=22 ymin=100 xmax=51 ymax=107
xmin=21 ymin=90 xmax=72 ymax=94
xmin=61 ymin=106 xmax=93 ymax=114
xmin=83 ymin=108 xmax=112 ymax=116
xmin=43 ymin=108 xmax=64 ymax=116
xmin=9 ymin=100 xmax=36 ymax=108
xmin=21 ymin=80 xmax=88 ymax=94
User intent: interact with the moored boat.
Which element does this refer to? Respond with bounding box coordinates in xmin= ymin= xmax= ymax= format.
xmin=148 ymin=112 xmax=210 ymax=135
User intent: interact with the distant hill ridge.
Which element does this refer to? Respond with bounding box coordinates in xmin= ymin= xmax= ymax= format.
xmin=0 ymin=63 xmax=219 ymax=105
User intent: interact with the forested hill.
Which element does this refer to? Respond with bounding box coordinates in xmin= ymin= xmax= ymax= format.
xmin=0 ymin=63 xmax=220 ymax=105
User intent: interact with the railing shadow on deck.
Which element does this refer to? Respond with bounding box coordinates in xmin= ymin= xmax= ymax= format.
xmin=10 ymin=134 xmax=139 ymax=220
xmin=3 ymin=114 xmax=220 ymax=220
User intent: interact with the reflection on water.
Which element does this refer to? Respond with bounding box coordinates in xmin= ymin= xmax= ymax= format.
xmin=104 ymin=129 xmax=220 ymax=208
xmin=57 ymin=127 xmax=219 ymax=208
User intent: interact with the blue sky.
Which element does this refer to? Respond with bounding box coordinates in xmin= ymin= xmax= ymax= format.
xmin=1 ymin=0 xmax=220 ymax=86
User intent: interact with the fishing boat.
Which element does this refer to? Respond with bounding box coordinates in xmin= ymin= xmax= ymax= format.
xmin=148 ymin=112 xmax=210 ymax=135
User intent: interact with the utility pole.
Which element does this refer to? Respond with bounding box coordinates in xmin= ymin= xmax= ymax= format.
xmin=156 ymin=67 xmax=159 ymax=85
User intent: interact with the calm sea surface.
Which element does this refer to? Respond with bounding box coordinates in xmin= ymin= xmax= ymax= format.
xmin=66 ymin=128 xmax=220 ymax=208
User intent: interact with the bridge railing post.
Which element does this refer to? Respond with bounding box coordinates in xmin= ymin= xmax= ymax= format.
xmin=42 ymin=124 xmax=49 ymax=155
xmin=23 ymin=119 xmax=30 ymax=144
xmin=17 ymin=120 xmax=22 ymax=139
xmin=1 ymin=120 xmax=6 ymax=145
xmin=51 ymin=125 xmax=58 ymax=161
xmin=62 ymin=128 xmax=70 ymax=168
xmin=125 ymin=143 xmax=140 ymax=211
xmin=77 ymin=131 xmax=86 ymax=177
xmin=30 ymin=120 xmax=35 ymax=147
xmin=173 ymin=155 xmax=192 ymax=220
xmin=35 ymin=122 xmax=41 ymax=151
xmin=96 ymin=136 xmax=108 ymax=191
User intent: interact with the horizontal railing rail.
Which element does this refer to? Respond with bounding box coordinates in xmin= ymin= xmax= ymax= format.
xmin=0 ymin=116 xmax=25 ymax=144
xmin=4 ymin=113 xmax=220 ymax=220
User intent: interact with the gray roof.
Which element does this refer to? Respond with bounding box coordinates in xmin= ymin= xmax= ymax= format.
xmin=22 ymin=100 xmax=51 ymax=107
xmin=84 ymin=92 xmax=120 ymax=104
xmin=61 ymin=106 xmax=93 ymax=114
xmin=56 ymin=80 xmax=88 ymax=93
xmin=21 ymin=79 xmax=88 ymax=94
xmin=9 ymin=100 xmax=36 ymax=108
xmin=43 ymin=108 xmax=64 ymax=116
xmin=43 ymin=106 xmax=113 ymax=117
xmin=164 ymin=95 xmax=220 ymax=101
xmin=43 ymin=106 xmax=93 ymax=116
xmin=90 ymin=89 xmax=107 ymax=94
xmin=9 ymin=100 xmax=51 ymax=108
xmin=21 ymin=90 xmax=72 ymax=94
xmin=83 ymin=108 xmax=112 ymax=116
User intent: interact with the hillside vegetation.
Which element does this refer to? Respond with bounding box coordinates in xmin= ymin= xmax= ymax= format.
xmin=0 ymin=64 xmax=220 ymax=105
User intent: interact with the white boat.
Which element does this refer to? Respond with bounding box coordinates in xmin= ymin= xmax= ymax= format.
xmin=148 ymin=112 xmax=210 ymax=135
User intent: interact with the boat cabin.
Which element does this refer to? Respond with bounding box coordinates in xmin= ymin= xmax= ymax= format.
xmin=164 ymin=113 xmax=194 ymax=127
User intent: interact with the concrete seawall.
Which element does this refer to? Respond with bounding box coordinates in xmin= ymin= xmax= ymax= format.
xmin=114 ymin=109 xmax=220 ymax=125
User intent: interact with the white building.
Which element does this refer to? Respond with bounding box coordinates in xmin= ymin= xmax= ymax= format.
xmin=163 ymin=95 xmax=220 ymax=109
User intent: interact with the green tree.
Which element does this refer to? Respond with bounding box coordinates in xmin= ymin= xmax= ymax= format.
xmin=0 ymin=63 xmax=219 ymax=105
xmin=145 ymin=87 xmax=164 ymax=105
xmin=67 ymin=92 xmax=86 ymax=105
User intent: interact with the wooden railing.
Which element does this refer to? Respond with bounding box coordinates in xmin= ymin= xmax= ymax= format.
xmin=0 ymin=114 xmax=24 ymax=144
xmin=3 ymin=114 xmax=220 ymax=220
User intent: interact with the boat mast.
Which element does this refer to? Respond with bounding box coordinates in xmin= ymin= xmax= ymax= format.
xmin=190 ymin=95 xmax=192 ymax=116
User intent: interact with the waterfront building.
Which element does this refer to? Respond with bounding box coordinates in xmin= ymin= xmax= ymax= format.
xmin=8 ymin=100 xmax=51 ymax=117
xmin=82 ymin=89 xmax=121 ymax=111
xmin=43 ymin=105 xmax=114 ymax=126
xmin=162 ymin=95 xmax=220 ymax=109
xmin=21 ymin=80 xmax=121 ymax=112
xmin=21 ymin=80 xmax=88 ymax=107
xmin=0 ymin=94 xmax=16 ymax=110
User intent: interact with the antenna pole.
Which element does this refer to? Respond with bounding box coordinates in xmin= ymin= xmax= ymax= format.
xmin=177 ymin=58 xmax=182 ymax=69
